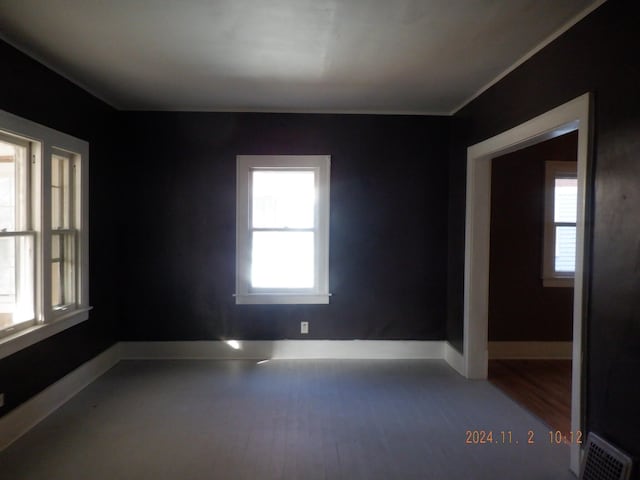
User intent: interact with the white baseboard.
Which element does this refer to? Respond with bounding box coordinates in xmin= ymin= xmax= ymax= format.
xmin=121 ymin=340 xmax=446 ymax=360
xmin=444 ymin=341 xmax=465 ymax=375
xmin=488 ymin=341 xmax=572 ymax=359
xmin=1 ymin=339 xmax=465 ymax=451
xmin=0 ymin=343 xmax=121 ymax=451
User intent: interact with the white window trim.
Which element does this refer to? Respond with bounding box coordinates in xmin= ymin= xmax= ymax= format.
xmin=0 ymin=109 xmax=91 ymax=360
xmin=542 ymin=160 xmax=577 ymax=288
xmin=235 ymin=155 xmax=331 ymax=305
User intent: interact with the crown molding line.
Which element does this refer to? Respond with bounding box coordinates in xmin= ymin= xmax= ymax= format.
xmin=450 ymin=0 xmax=607 ymax=115
xmin=121 ymin=107 xmax=450 ymax=116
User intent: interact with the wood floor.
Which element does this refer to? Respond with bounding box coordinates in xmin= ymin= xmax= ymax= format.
xmin=0 ymin=360 xmax=576 ymax=480
xmin=488 ymin=359 xmax=572 ymax=437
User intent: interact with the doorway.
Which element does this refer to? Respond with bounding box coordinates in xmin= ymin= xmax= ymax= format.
xmin=462 ymin=93 xmax=591 ymax=474
xmin=487 ymin=131 xmax=577 ymax=436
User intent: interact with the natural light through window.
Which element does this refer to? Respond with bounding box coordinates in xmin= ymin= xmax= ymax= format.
xmin=252 ymin=231 xmax=314 ymax=288
xmin=51 ymin=151 xmax=78 ymax=311
xmin=0 ymin=109 xmax=90 ymax=349
xmin=236 ymin=155 xmax=330 ymax=304
xmin=554 ymin=177 xmax=577 ymax=273
xmin=252 ymin=171 xmax=315 ymax=229
xmin=251 ymin=170 xmax=316 ymax=289
xmin=0 ymin=136 xmax=34 ymax=330
xmin=543 ymin=161 xmax=577 ymax=287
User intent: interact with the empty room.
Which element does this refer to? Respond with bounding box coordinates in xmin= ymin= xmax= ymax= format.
xmin=0 ymin=1 xmax=639 ymax=479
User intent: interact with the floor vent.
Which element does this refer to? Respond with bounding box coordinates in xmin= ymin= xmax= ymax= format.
xmin=580 ymin=433 xmax=633 ymax=480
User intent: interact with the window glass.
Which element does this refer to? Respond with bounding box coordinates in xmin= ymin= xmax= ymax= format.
xmin=252 ymin=170 xmax=315 ymax=229
xmin=0 ymin=137 xmax=34 ymax=328
xmin=543 ymin=161 xmax=577 ymax=286
xmin=554 ymin=177 xmax=577 ymax=223
xmin=51 ymin=152 xmax=76 ymax=309
xmin=0 ymin=111 xmax=90 ymax=348
xmin=555 ymin=225 xmax=576 ymax=272
xmin=0 ymin=139 xmax=28 ymax=231
xmin=52 ymin=153 xmax=71 ymax=230
xmin=251 ymin=231 xmax=314 ymax=288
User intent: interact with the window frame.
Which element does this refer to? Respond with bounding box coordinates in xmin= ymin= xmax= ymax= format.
xmin=0 ymin=109 xmax=90 ymax=360
xmin=235 ymin=155 xmax=331 ymax=305
xmin=51 ymin=149 xmax=80 ymax=313
xmin=542 ymin=160 xmax=577 ymax=288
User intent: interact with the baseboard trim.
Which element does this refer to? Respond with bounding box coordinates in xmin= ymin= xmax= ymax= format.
xmin=444 ymin=342 xmax=465 ymax=375
xmin=121 ymin=340 xmax=446 ymax=360
xmin=0 ymin=343 xmax=121 ymax=451
xmin=488 ymin=341 xmax=572 ymax=359
xmin=1 ymin=339 xmax=463 ymax=450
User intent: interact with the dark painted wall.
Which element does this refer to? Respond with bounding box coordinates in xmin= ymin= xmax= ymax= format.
xmin=489 ymin=133 xmax=576 ymax=342
xmin=448 ymin=0 xmax=640 ymax=469
xmin=120 ymin=112 xmax=449 ymax=341
xmin=0 ymin=41 xmax=119 ymax=416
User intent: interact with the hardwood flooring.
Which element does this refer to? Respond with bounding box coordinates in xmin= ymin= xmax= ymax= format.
xmin=488 ymin=359 xmax=572 ymax=437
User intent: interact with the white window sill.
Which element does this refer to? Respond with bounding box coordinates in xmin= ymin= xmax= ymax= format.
xmin=543 ymin=278 xmax=574 ymax=288
xmin=0 ymin=307 xmax=92 ymax=360
xmin=235 ymin=294 xmax=331 ymax=305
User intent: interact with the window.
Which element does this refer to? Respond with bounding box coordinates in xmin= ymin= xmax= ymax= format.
xmin=0 ymin=109 xmax=89 ymax=355
xmin=542 ymin=161 xmax=577 ymax=287
xmin=235 ymin=155 xmax=330 ymax=304
xmin=51 ymin=151 xmax=78 ymax=311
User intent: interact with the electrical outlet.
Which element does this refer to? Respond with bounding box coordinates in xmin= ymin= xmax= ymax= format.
xmin=300 ymin=321 xmax=309 ymax=334
xmin=0 ymin=393 xmax=4 ymax=408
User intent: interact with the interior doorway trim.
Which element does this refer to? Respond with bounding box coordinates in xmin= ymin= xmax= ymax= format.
xmin=463 ymin=93 xmax=590 ymax=474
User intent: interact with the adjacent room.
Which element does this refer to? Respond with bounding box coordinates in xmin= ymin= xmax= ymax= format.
xmin=1 ymin=1 xmax=639 ymax=479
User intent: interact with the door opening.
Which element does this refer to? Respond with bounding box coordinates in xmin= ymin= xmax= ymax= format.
xmin=463 ymin=93 xmax=591 ymax=474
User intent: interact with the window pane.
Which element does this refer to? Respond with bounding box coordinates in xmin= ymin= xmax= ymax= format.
xmin=251 ymin=231 xmax=314 ymax=288
xmin=0 ymin=235 xmax=34 ymax=328
xmin=52 ymin=153 xmax=71 ymax=230
xmin=52 ymin=232 xmax=76 ymax=308
xmin=554 ymin=177 xmax=577 ymax=223
xmin=0 ymin=139 xmax=28 ymax=231
xmin=555 ymin=226 xmax=576 ymax=273
xmin=52 ymin=233 xmax=60 ymax=259
xmin=252 ymin=170 xmax=315 ymax=228
xmin=0 ymin=237 xmax=15 ymax=305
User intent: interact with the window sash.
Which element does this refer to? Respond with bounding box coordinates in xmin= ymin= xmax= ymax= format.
xmin=51 ymin=230 xmax=77 ymax=310
xmin=248 ymin=168 xmax=319 ymax=291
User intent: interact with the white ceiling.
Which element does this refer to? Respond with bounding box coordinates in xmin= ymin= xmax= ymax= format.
xmin=0 ymin=0 xmax=602 ymax=114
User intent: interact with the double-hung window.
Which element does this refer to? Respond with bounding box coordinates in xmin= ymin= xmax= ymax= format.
xmin=0 ymin=109 xmax=89 ymax=356
xmin=235 ymin=155 xmax=330 ymax=304
xmin=51 ymin=150 xmax=79 ymax=311
xmin=542 ymin=161 xmax=577 ymax=287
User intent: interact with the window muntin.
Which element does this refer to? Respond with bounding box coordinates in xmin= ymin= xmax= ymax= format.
xmin=543 ymin=161 xmax=577 ymax=287
xmin=236 ymin=155 xmax=330 ymax=304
